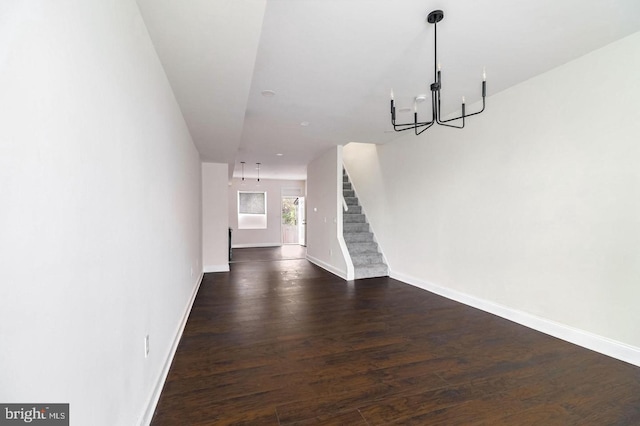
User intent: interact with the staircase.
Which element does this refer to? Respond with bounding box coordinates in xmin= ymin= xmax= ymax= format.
xmin=342 ymin=170 xmax=388 ymax=279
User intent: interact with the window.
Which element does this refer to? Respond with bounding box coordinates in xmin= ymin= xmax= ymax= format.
xmin=238 ymin=191 xmax=267 ymax=229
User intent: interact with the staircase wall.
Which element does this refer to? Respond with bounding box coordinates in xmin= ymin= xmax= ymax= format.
xmin=306 ymin=146 xmax=353 ymax=279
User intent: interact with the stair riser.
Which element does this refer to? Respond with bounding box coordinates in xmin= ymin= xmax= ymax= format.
xmin=344 ymin=223 xmax=369 ymax=232
xmin=354 ymin=264 xmax=389 ymax=279
xmin=352 ymin=253 xmax=384 ymax=265
xmin=344 ymin=197 xmax=358 ymax=206
xmin=345 ymin=243 xmax=378 ymax=254
xmin=344 ymin=233 xmax=374 ymax=243
xmin=343 ymin=214 xmax=366 ymax=223
xmin=344 ymin=205 xmax=362 ymax=214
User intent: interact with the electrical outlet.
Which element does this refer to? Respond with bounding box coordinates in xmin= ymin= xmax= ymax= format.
xmin=144 ymin=335 xmax=150 ymax=358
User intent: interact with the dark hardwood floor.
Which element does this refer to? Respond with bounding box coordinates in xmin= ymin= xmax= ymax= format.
xmin=151 ymin=250 xmax=640 ymax=425
xmin=230 ymin=245 xmax=307 ymax=263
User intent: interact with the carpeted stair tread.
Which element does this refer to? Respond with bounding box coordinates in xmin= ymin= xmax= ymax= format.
xmin=345 ymin=241 xmax=379 ymax=254
xmin=344 ymin=224 xmax=369 ymax=234
xmin=351 ymin=252 xmax=384 ymax=265
xmin=343 ymin=213 xmax=366 ymax=223
xmin=343 ymin=205 xmax=362 ymax=214
xmin=344 ymin=197 xmax=359 ymax=206
xmin=344 ymin=232 xmax=374 ymax=243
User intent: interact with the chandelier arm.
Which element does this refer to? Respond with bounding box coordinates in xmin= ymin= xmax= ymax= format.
xmin=434 ymin=92 xmax=464 ymax=128
xmin=395 ymin=122 xmax=434 ymax=128
xmin=433 ymin=92 xmax=459 ymax=127
xmin=462 ymin=98 xmax=486 ymax=118
xmin=437 ymin=111 xmax=464 ymax=125
xmin=391 ymin=100 xmax=434 ymax=130
xmin=393 ymin=123 xmax=432 ymax=132
xmin=393 ymin=119 xmax=434 ymax=129
xmin=393 ymin=120 xmax=435 ymax=131
xmin=415 ymin=121 xmax=435 ymax=135
xmin=393 ymin=116 xmax=434 ymax=126
xmin=438 ymin=120 xmax=464 ymax=129
xmin=439 ymin=97 xmax=485 ymax=124
xmin=401 ymin=90 xmax=437 ymax=131
xmin=416 ymin=94 xmax=438 ymax=135
xmin=393 ymin=98 xmax=435 ymax=129
xmin=436 ymin=107 xmax=464 ymax=127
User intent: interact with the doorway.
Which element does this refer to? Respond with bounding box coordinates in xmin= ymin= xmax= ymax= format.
xmin=281 ymin=196 xmax=305 ymax=246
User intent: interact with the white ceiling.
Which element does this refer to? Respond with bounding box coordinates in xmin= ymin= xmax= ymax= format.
xmin=136 ymin=0 xmax=640 ymax=180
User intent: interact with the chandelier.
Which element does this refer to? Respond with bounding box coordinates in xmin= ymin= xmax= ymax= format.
xmin=239 ymin=161 xmax=261 ymax=182
xmin=390 ymin=10 xmax=486 ymax=135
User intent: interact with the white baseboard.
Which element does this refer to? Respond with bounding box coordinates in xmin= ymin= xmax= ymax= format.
xmin=203 ymin=264 xmax=229 ymax=273
xmin=391 ymin=270 xmax=640 ymax=368
xmin=307 ymin=254 xmax=347 ymax=280
xmin=232 ymin=243 xmax=282 ymax=248
xmin=138 ymin=272 xmax=204 ymax=425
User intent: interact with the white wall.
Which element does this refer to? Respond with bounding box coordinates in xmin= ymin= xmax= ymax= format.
xmin=0 ymin=2 xmax=202 ymax=425
xmin=306 ymin=146 xmax=350 ymax=279
xmin=228 ymin=178 xmax=305 ymax=247
xmin=344 ymin=31 xmax=640 ymax=365
xmin=202 ymin=163 xmax=230 ymax=272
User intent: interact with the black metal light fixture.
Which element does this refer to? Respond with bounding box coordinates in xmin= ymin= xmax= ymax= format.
xmin=390 ymin=10 xmax=486 ymax=135
xmin=256 ymin=163 xmax=261 ymax=182
xmin=240 ymin=161 xmax=245 ymax=181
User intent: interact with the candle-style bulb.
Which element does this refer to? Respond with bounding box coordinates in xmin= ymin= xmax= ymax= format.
xmin=413 ymin=99 xmax=417 ymax=112
xmin=462 ymin=96 xmax=465 ymax=104
xmin=438 ymin=62 xmax=442 ymax=71
xmin=482 ymin=67 xmax=486 ymax=81
xmin=390 ymin=89 xmax=394 ymax=100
